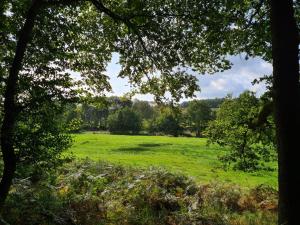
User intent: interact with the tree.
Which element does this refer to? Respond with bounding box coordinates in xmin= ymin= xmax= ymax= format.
xmin=269 ymin=1 xmax=300 ymax=224
xmin=0 ymin=0 xmax=98 ymax=207
xmin=205 ymin=91 xmax=276 ymax=171
xmin=132 ymin=100 xmax=155 ymax=120
xmin=81 ymin=103 xmax=109 ymax=130
xmin=107 ymin=107 xmax=142 ymax=134
xmin=208 ymin=2 xmax=300 ymax=221
xmin=14 ymin=101 xmax=73 ymax=169
xmin=63 ymin=103 xmax=83 ymax=132
xmin=189 ymin=1 xmax=299 ymax=222
xmin=186 ymin=100 xmax=212 ymax=137
xmin=149 ymin=107 xmax=183 ymax=137
xmin=107 ymin=96 xmax=133 ymax=112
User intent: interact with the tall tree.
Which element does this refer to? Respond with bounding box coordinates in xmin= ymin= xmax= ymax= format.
xmin=0 ymin=0 xmax=43 ymax=208
xmin=270 ymin=1 xmax=300 ymax=224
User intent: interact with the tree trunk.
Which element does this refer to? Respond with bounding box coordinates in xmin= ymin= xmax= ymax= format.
xmin=270 ymin=1 xmax=300 ymax=224
xmin=0 ymin=0 xmax=42 ymax=210
xmin=196 ymin=129 xmax=201 ymax=138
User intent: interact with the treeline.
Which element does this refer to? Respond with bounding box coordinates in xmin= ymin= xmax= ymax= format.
xmin=63 ymin=96 xmax=224 ymax=137
xmin=63 ymin=91 xmax=277 ymax=171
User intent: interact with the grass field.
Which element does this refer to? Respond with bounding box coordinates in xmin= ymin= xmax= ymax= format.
xmin=69 ymin=132 xmax=277 ymax=188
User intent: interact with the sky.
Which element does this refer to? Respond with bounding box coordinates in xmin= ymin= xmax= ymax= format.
xmin=104 ymin=53 xmax=273 ymax=101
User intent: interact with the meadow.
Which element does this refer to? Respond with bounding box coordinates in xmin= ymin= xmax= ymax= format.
xmin=69 ymin=133 xmax=277 ymax=188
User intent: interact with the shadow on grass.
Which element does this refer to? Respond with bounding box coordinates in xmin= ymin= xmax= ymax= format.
xmin=138 ymin=143 xmax=171 ymax=148
xmin=112 ymin=143 xmax=172 ymax=153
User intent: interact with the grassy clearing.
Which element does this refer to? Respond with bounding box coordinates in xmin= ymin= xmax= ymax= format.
xmin=68 ymin=133 xmax=277 ymax=188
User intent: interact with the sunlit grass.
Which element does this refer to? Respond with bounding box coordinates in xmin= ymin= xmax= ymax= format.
xmin=68 ymin=132 xmax=277 ymax=188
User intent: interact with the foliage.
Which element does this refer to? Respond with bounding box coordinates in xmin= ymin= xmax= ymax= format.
xmin=62 ymin=98 xmax=219 ymax=136
xmin=181 ymin=98 xmax=224 ymax=109
xmin=132 ymin=100 xmax=156 ymax=120
xmin=107 ymin=107 xmax=142 ymax=134
xmin=108 ymin=96 xmax=133 ymax=111
xmin=186 ymin=100 xmax=213 ymax=137
xmin=205 ymin=91 xmax=276 ymax=171
xmin=62 ymin=96 xmax=135 ymax=132
xmin=14 ymin=101 xmax=73 ymax=170
xmin=80 ymin=103 xmax=109 ymax=131
xmin=149 ymin=108 xmax=183 ymax=137
xmin=63 ymin=103 xmax=83 ymax=133
xmin=3 ymin=160 xmax=277 ymax=225
xmin=2 ymin=60 xmax=77 ymax=172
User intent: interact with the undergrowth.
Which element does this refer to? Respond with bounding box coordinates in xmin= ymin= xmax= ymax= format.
xmin=3 ymin=160 xmax=277 ymax=225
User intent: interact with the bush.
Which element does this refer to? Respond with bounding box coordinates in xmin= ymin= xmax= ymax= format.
xmin=3 ymin=160 xmax=277 ymax=225
xmin=107 ymin=107 xmax=142 ymax=134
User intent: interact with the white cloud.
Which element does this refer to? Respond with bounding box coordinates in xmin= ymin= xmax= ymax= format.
xmin=210 ymin=79 xmax=227 ymax=91
xmin=195 ymin=56 xmax=272 ymax=99
xmin=260 ymin=61 xmax=273 ymax=70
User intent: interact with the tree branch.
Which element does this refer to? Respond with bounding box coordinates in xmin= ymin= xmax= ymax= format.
xmin=91 ymin=0 xmax=162 ymax=72
xmin=44 ymin=0 xmax=81 ymax=6
xmin=244 ymin=0 xmax=265 ymax=29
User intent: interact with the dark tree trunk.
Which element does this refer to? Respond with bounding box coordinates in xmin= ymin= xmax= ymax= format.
xmin=196 ymin=129 xmax=201 ymax=138
xmin=270 ymin=1 xmax=300 ymax=224
xmin=0 ymin=0 xmax=42 ymax=210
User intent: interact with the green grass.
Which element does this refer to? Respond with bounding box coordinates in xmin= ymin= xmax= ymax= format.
xmin=68 ymin=132 xmax=277 ymax=188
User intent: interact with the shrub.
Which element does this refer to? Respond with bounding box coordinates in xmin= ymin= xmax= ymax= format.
xmin=3 ymin=160 xmax=277 ymax=225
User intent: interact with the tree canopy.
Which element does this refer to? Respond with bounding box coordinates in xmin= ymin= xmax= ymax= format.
xmin=186 ymin=100 xmax=212 ymax=137
xmin=205 ymin=91 xmax=276 ymax=171
xmin=107 ymin=107 xmax=142 ymax=134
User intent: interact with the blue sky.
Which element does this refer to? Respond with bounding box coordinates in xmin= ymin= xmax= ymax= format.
xmin=105 ymin=53 xmax=272 ymax=101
